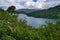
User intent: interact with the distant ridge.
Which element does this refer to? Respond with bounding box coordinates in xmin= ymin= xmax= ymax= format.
xmin=26 ymin=5 xmax=60 ymax=19
xmin=16 ymin=9 xmax=37 ymax=13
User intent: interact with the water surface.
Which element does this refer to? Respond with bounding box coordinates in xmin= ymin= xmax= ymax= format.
xmin=18 ymin=14 xmax=56 ymax=28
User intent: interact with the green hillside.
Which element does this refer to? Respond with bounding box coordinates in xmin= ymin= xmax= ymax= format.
xmin=27 ymin=5 xmax=60 ymax=19
xmin=0 ymin=7 xmax=60 ymax=40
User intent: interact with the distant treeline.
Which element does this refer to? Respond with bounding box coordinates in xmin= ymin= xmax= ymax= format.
xmin=26 ymin=5 xmax=60 ymax=19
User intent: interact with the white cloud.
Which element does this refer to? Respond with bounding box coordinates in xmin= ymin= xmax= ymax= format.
xmin=0 ymin=0 xmax=60 ymax=9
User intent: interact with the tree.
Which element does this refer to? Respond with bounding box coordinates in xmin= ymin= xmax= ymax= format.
xmin=0 ymin=8 xmax=4 ymax=11
xmin=7 ymin=6 xmax=16 ymax=15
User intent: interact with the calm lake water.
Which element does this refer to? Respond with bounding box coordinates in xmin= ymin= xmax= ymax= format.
xmin=18 ymin=14 xmax=56 ymax=28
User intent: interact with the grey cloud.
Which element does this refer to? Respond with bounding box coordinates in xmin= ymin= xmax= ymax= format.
xmin=0 ymin=0 xmax=60 ymax=9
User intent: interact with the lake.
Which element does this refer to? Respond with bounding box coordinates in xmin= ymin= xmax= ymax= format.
xmin=17 ymin=14 xmax=56 ymax=28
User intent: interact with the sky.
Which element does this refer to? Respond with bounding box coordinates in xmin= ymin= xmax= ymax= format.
xmin=0 ymin=0 xmax=60 ymax=9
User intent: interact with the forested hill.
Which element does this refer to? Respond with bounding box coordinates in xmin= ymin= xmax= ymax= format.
xmin=27 ymin=5 xmax=60 ymax=19
xmin=16 ymin=9 xmax=37 ymax=13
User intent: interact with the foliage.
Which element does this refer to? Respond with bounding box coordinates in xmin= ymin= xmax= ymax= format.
xmin=0 ymin=8 xmax=60 ymax=40
xmin=1 ymin=35 xmax=16 ymax=40
xmin=7 ymin=6 xmax=16 ymax=14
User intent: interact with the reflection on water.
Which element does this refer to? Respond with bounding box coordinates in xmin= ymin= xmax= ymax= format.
xmin=18 ymin=14 xmax=56 ymax=28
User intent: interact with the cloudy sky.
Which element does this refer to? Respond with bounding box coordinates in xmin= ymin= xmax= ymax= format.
xmin=0 ymin=0 xmax=60 ymax=9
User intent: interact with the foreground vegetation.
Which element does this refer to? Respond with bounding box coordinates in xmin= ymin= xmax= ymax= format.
xmin=0 ymin=8 xmax=60 ymax=40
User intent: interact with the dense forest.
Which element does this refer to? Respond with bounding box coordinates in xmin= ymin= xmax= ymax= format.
xmin=26 ymin=5 xmax=60 ymax=19
xmin=0 ymin=6 xmax=60 ymax=40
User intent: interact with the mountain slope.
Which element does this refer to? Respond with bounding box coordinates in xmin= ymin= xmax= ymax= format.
xmin=27 ymin=5 xmax=60 ymax=19
xmin=16 ymin=9 xmax=37 ymax=13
